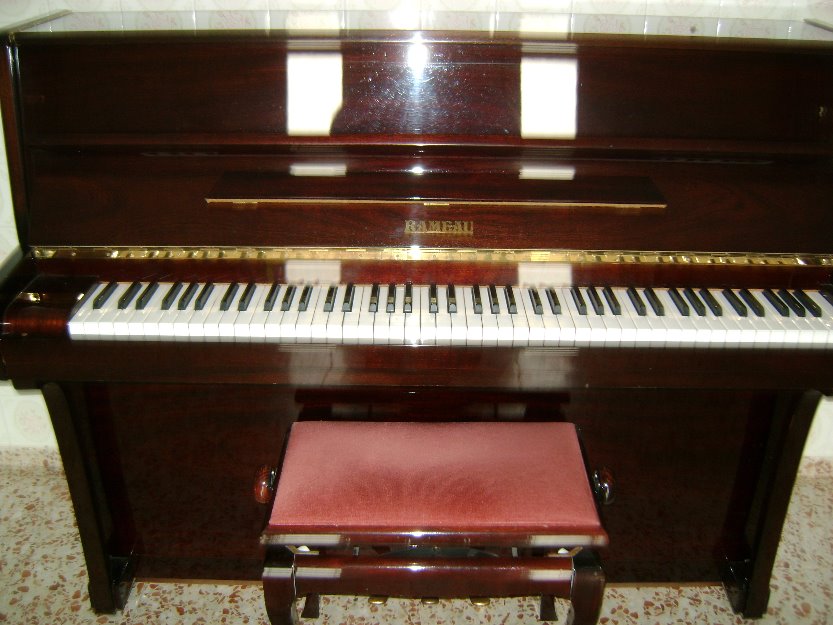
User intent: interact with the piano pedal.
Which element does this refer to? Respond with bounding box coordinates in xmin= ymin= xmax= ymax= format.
xmin=470 ymin=597 xmax=490 ymax=606
xmin=367 ymin=595 xmax=388 ymax=605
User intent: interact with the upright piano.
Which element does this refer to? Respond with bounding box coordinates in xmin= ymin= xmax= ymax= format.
xmin=2 ymin=11 xmax=833 ymax=619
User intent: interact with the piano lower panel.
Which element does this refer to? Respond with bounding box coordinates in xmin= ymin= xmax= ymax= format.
xmin=53 ymin=381 xmax=792 ymax=590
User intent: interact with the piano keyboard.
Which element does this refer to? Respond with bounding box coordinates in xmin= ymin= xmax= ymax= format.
xmin=67 ymin=281 xmax=833 ymax=348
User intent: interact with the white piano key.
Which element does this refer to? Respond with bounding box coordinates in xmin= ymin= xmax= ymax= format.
xmin=462 ymin=286 xmax=483 ymax=346
xmin=419 ymin=286 xmax=437 ymax=345
xmin=325 ymin=285 xmax=346 ymax=341
xmin=388 ymin=285 xmax=406 ymax=345
xmin=560 ymin=287 xmax=591 ymax=346
xmin=524 ymin=288 xmax=546 ymax=347
xmin=404 ymin=285 xmax=421 ymax=345
xmin=93 ymin=282 xmax=132 ymax=339
xmin=296 ymin=286 xmax=323 ymax=344
xmin=510 ymin=286 xmax=531 ymax=347
xmin=435 ymin=286 xmax=454 ymax=344
xmin=655 ymin=289 xmax=690 ymax=346
xmin=68 ymin=283 xmax=106 ymax=339
xmin=449 ymin=286 xmax=468 ymax=346
xmin=196 ymin=283 xmax=229 ymax=341
xmin=609 ymin=288 xmax=636 ymax=346
xmin=355 ymin=286 xmax=375 ymax=345
xmin=234 ymin=284 xmax=269 ymax=342
xmin=278 ymin=286 xmax=303 ymax=343
xmin=309 ymin=285 xmax=331 ymax=343
xmin=137 ymin=282 xmax=175 ymax=340
xmin=341 ymin=285 xmax=366 ymax=344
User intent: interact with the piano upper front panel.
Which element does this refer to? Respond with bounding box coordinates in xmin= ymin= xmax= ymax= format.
xmin=15 ymin=35 xmax=833 ymax=152
xmin=23 ymin=150 xmax=833 ymax=256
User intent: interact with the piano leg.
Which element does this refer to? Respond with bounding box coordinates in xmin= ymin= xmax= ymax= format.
xmin=721 ymin=389 xmax=820 ymax=617
xmin=42 ymin=382 xmax=136 ymax=613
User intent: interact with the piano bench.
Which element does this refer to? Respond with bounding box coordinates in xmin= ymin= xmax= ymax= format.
xmin=261 ymin=421 xmax=608 ymax=625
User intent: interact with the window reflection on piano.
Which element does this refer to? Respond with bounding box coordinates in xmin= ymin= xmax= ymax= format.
xmin=287 ymin=37 xmax=578 ymax=140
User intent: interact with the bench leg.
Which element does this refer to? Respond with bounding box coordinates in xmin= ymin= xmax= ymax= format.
xmin=263 ymin=548 xmax=299 ymax=625
xmin=301 ymin=593 xmax=321 ymax=618
xmin=539 ymin=594 xmax=558 ymax=621
xmin=569 ymin=551 xmax=605 ymax=625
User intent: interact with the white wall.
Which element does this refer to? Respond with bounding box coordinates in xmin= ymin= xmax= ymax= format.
xmin=0 ymin=0 xmax=832 ymax=455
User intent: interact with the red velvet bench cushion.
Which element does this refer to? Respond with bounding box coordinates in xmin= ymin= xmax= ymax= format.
xmin=265 ymin=421 xmax=607 ymax=548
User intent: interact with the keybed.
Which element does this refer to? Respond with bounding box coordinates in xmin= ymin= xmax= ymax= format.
xmin=67 ymin=281 xmax=833 ymax=348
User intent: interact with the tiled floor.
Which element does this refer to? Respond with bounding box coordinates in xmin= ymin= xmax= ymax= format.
xmin=1 ymin=448 xmax=831 ymax=625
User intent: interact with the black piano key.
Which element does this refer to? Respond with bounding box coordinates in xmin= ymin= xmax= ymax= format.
xmin=602 ymin=286 xmax=621 ymax=315
xmin=194 ymin=282 xmax=215 ymax=311
xmin=220 ymin=282 xmax=240 ymax=312
xmin=626 ymin=287 xmax=646 ymax=316
xmin=428 ymin=284 xmax=438 ymax=313
xmin=644 ymin=288 xmax=664 ymax=316
xmin=472 ymin=285 xmax=483 ymax=314
xmin=820 ymin=286 xmax=833 ymax=308
xmin=447 ymin=285 xmax=457 ymax=313
xmin=545 ymin=288 xmax=561 ymax=314
xmin=794 ymin=289 xmax=822 ymax=317
xmin=135 ymin=281 xmax=159 ymax=310
xmin=682 ymin=287 xmax=706 ymax=316
xmin=281 ymin=285 xmax=297 ymax=312
xmin=570 ymin=286 xmax=588 ymax=315
xmin=699 ymin=288 xmax=722 ymax=316
xmin=237 ymin=282 xmax=256 ymax=312
xmin=778 ymin=288 xmax=806 ymax=317
xmin=263 ymin=283 xmax=281 ymax=312
xmin=298 ymin=285 xmax=312 ymax=312
xmin=342 ymin=283 xmax=355 ymax=312
xmin=504 ymin=286 xmax=517 ymax=314
xmin=763 ymin=288 xmax=790 ymax=317
xmin=386 ymin=283 xmax=396 ymax=313
xmin=93 ymin=281 xmax=119 ymax=310
xmin=323 ymin=286 xmax=337 ymax=312
xmin=722 ymin=289 xmax=747 ymax=317
xmin=529 ymin=288 xmax=544 ymax=315
xmin=404 ymin=283 xmax=413 ymax=314
xmin=668 ymin=287 xmax=689 ymax=316
xmin=118 ymin=281 xmax=142 ymax=310
xmin=369 ymin=283 xmax=380 ymax=313
xmin=586 ymin=286 xmax=604 ymax=315
xmin=739 ymin=288 xmax=765 ymax=317
xmin=488 ymin=284 xmax=500 ymax=314
xmin=177 ymin=282 xmax=199 ymax=310
xmin=161 ymin=281 xmax=183 ymax=311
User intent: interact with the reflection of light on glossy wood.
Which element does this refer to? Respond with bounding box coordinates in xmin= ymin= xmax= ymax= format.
xmin=286 ymin=53 xmax=343 ymax=136
xmin=521 ymin=57 xmax=577 ymax=139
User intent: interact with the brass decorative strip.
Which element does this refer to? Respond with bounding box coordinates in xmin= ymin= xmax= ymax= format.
xmin=205 ymin=198 xmax=667 ymax=211
xmin=31 ymin=246 xmax=833 ymax=267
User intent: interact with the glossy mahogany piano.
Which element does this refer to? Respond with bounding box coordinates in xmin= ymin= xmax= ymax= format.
xmin=2 ymin=11 xmax=833 ymax=619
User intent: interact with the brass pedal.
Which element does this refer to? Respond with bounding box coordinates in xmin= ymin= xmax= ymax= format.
xmin=368 ymin=596 xmax=388 ymax=605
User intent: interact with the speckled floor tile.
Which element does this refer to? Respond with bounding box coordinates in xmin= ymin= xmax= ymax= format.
xmin=1 ymin=448 xmax=832 ymax=625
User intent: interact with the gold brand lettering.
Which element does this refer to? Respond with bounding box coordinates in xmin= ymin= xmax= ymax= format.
xmin=403 ymin=220 xmax=474 ymax=235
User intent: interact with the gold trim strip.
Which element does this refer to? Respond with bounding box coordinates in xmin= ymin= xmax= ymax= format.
xmin=206 ymin=198 xmax=667 ymax=211
xmin=31 ymin=246 xmax=833 ymax=267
